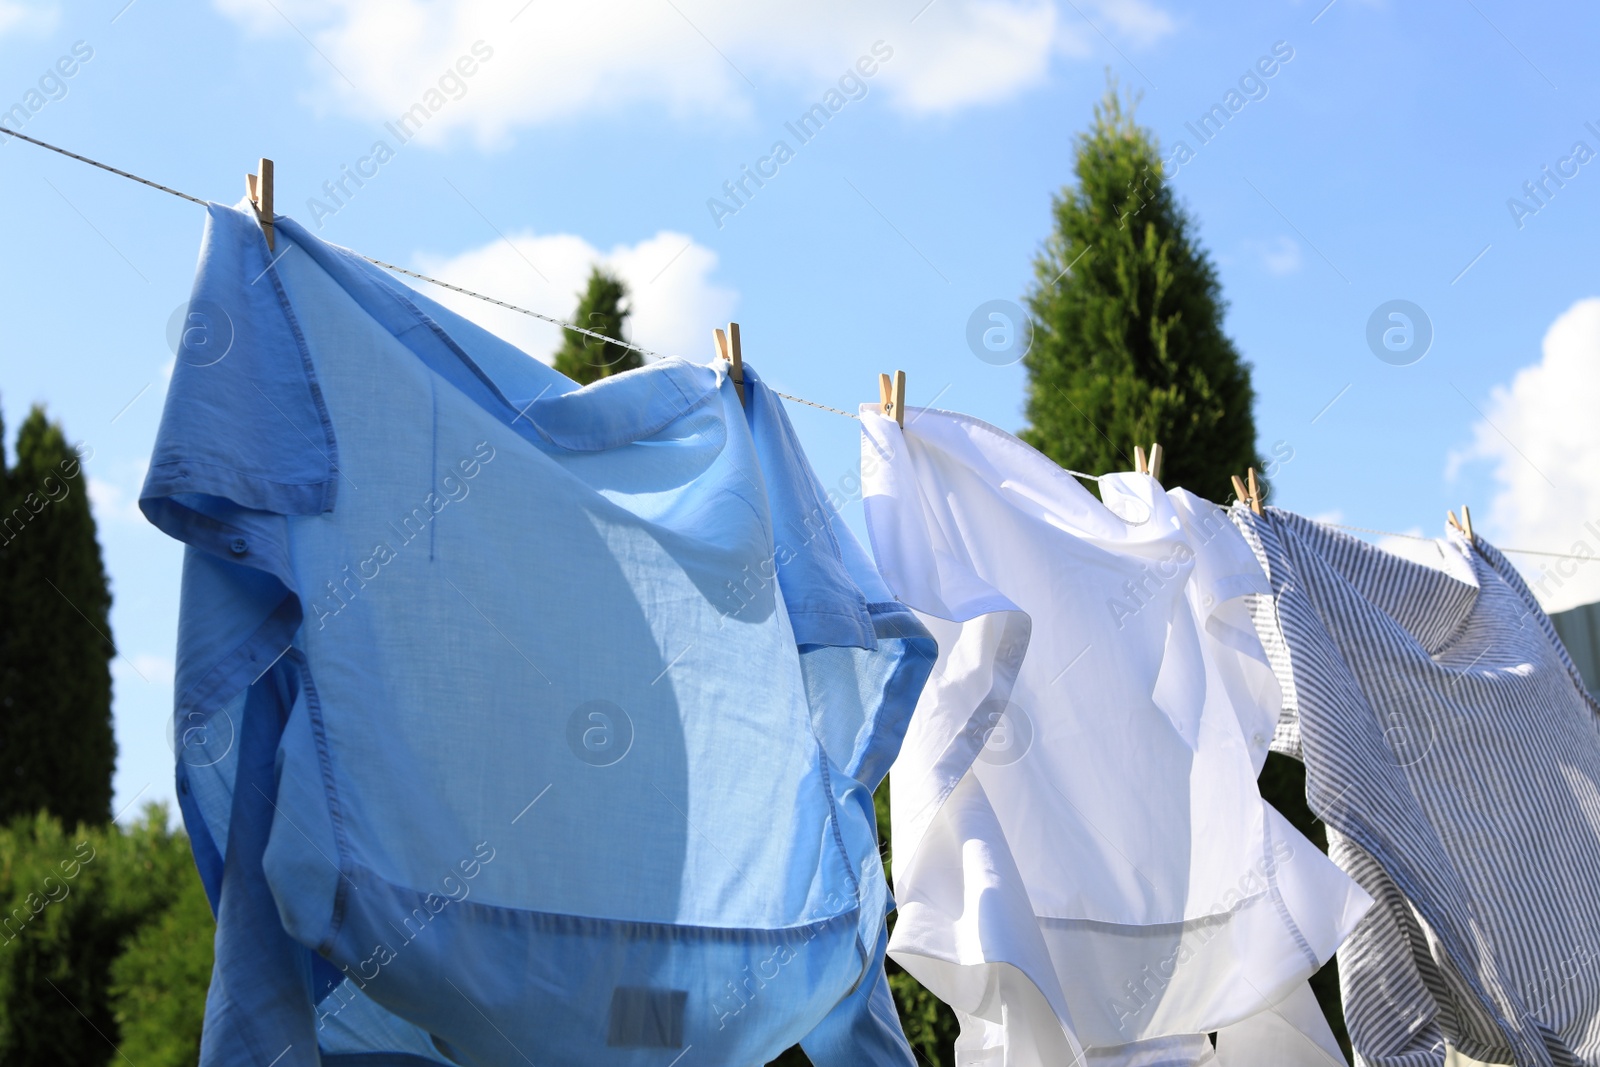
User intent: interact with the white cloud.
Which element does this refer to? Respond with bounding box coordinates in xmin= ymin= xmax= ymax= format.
xmin=890 ymin=1 xmax=1063 ymax=112
xmin=87 ymin=460 xmax=150 ymax=525
xmin=1375 ymin=528 xmax=1451 ymax=572
xmin=409 ymin=230 xmax=736 ymax=365
xmin=88 ymin=478 xmax=143 ymax=524
xmin=1095 ymin=0 xmax=1176 ymax=46
xmin=1245 ymin=235 xmax=1301 ymax=276
xmin=0 ymin=1 xmax=58 ymax=37
xmin=1305 ymin=512 xmax=1452 ymax=572
xmin=212 ymin=0 xmax=1174 ymax=143
xmin=1455 ymin=297 xmax=1600 ymax=611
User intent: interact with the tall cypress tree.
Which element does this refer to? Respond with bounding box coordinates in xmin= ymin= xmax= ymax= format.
xmin=0 ymin=405 xmax=115 ymax=828
xmin=552 ymin=267 xmax=639 ymax=385
xmin=1021 ymin=87 xmax=1259 ymax=504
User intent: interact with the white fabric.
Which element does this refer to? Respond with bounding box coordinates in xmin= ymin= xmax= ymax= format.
xmin=860 ymin=408 xmax=1372 ymax=1064
xmin=1213 ymin=981 xmax=1347 ymax=1066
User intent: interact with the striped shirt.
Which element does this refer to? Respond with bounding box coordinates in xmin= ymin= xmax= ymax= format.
xmin=1236 ymin=507 xmax=1600 ymax=1066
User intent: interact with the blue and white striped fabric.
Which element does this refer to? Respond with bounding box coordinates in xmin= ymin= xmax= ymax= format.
xmin=1236 ymin=506 xmax=1600 ymax=1067
xmin=143 ymin=201 xmax=934 ymax=1066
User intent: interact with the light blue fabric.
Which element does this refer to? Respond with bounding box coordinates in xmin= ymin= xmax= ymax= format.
xmin=144 ymin=203 xmax=930 ymax=1065
xmin=737 ymin=365 xmax=931 ymax=1067
xmin=739 ymin=364 xmax=931 ymax=791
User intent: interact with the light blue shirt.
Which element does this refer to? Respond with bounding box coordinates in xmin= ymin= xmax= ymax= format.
xmin=143 ymin=202 xmax=933 ymax=1066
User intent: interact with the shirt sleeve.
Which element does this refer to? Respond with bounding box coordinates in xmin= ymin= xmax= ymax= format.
xmin=142 ymin=203 xmax=349 ymax=1063
xmin=140 ymin=201 xmax=337 ymax=725
xmin=1230 ymin=505 xmax=1307 ymax=761
xmin=1475 ymin=537 xmax=1600 ymax=726
xmin=143 ymin=201 xmax=338 ymax=532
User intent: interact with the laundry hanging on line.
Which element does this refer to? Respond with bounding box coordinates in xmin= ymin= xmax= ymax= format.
xmin=119 ymin=184 xmax=1600 ymax=1067
xmin=1238 ymin=509 xmax=1600 ymax=1067
xmin=142 ymin=200 xmax=935 ymax=1066
xmin=857 ymin=404 xmax=1372 ymax=1066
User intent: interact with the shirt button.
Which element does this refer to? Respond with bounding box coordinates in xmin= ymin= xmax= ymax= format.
xmin=1252 ymin=733 xmax=1266 ymax=746
xmin=229 ymin=537 xmax=249 ymax=555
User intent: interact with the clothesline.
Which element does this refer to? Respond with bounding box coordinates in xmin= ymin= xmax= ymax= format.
xmin=1323 ymin=522 xmax=1597 ymax=562
xmin=5 ymin=127 xmax=1595 ymax=564
xmin=363 ymin=255 xmax=861 ymax=419
xmin=0 ymin=126 xmax=862 ymax=420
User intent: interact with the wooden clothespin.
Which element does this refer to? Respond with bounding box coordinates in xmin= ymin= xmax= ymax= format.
xmin=713 ymin=322 xmax=744 ymax=403
xmin=1132 ymin=442 xmax=1163 ymax=479
xmin=1447 ymin=506 xmax=1475 ymax=546
xmin=877 ymin=370 xmax=906 ymax=427
xmin=246 ymin=157 xmax=275 ymax=251
xmin=1231 ymin=467 xmax=1263 ymax=516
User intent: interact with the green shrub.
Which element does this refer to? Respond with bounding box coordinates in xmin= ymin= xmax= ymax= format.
xmin=0 ymin=805 xmax=208 ymax=1066
xmin=107 ymin=843 xmax=213 ymax=1066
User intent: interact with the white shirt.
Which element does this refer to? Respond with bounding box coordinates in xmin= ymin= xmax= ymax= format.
xmin=860 ymin=407 xmax=1371 ymax=1065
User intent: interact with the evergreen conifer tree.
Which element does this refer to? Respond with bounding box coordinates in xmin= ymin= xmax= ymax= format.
xmin=0 ymin=405 xmax=115 ymax=828
xmin=1021 ymin=87 xmax=1259 ymax=504
xmin=552 ymin=267 xmax=639 ymax=385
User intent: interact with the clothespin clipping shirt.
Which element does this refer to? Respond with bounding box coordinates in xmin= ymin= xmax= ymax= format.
xmin=878 ymin=370 xmax=906 ymax=428
xmin=1133 ymin=442 xmax=1163 ymax=479
xmin=1231 ymin=467 xmax=1263 ymax=516
xmin=713 ymin=323 xmax=742 ymax=403
xmin=714 ymin=323 xmax=744 ymax=403
xmin=246 ymin=157 xmax=274 ymax=252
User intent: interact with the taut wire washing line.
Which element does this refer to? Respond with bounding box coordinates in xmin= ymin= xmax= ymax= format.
xmin=0 ymin=126 xmax=857 ymax=418
xmin=4 ymin=128 xmax=1596 ymax=563
xmin=1323 ymin=523 xmax=1596 ymax=562
xmin=364 ymin=256 xmax=860 ymax=419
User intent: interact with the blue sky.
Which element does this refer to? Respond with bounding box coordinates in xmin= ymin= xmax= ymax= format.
xmin=1 ymin=0 xmax=1597 ymax=822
